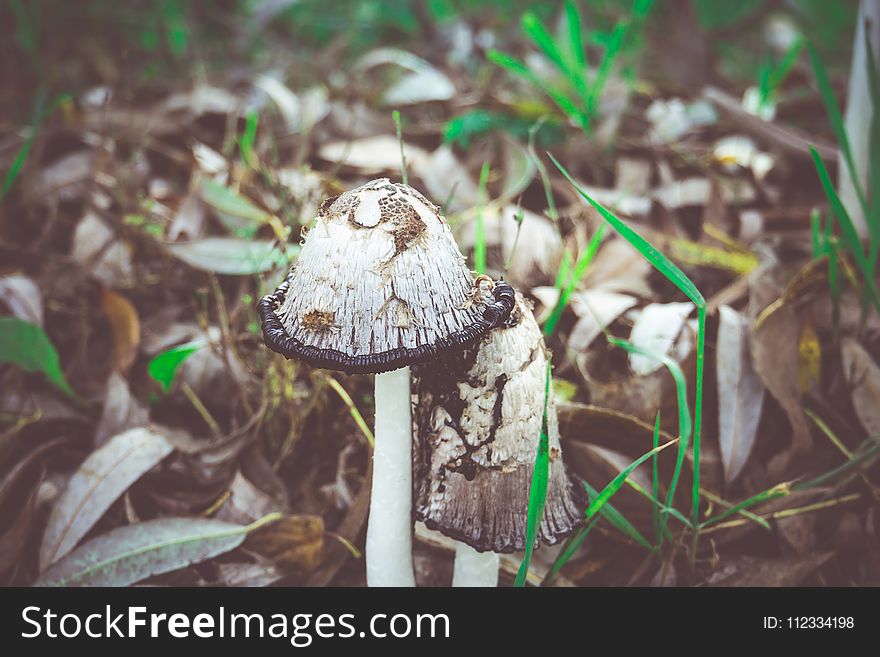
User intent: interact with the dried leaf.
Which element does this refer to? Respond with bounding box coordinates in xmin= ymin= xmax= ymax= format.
xmin=706 ymin=553 xmax=833 ymax=586
xmin=95 ymin=371 xmax=149 ymax=448
xmin=215 ymin=471 xmax=286 ymax=525
xmin=354 ymin=48 xmax=455 ymax=105
xmin=168 ymin=186 xmax=206 ymax=241
xmin=71 ymin=212 xmax=135 ymax=287
xmin=582 ymin=238 xmax=653 ymax=297
xmin=40 ymin=427 xmax=175 ymax=570
xmin=716 ymin=305 xmax=765 ymax=483
xmin=166 ymin=238 xmax=297 ymax=275
xmin=412 ymin=144 xmax=478 ymax=211
xmin=100 ymin=289 xmax=141 ymax=373
xmin=0 ymin=273 xmax=43 ymax=326
xmin=216 ymin=560 xmax=283 ymax=587
xmin=318 ymin=136 xmax=429 ymax=173
xmin=245 ymin=515 xmax=324 ymax=573
xmin=568 ymin=290 xmax=638 ymax=352
xmin=0 ymin=470 xmax=41 ymax=579
xmin=254 ymin=75 xmax=329 ymax=133
xmin=37 ymin=516 xmax=274 ymax=587
xmin=841 ymin=338 xmax=880 ymax=440
xmin=628 ymin=302 xmax=694 ymax=376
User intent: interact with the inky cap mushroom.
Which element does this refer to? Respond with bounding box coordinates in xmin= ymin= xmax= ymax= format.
xmin=413 ymin=292 xmax=586 ymax=553
xmin=259 ymin=178 xmax=515 ymax=374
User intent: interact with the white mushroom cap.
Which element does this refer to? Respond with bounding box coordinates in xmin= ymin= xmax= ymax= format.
xmin=413 ymin=292 xmax=585 ymax=553
xmin=259 ymin=179 xmax=514 ymax=373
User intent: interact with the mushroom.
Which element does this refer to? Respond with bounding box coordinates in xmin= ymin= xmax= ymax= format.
xmin=413 ymin=291 xmax=586 ymax=586
xmin=259 ymin=178 xmax=515 ymax=586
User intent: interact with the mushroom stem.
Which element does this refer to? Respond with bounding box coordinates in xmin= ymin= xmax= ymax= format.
xmin=366 ymin=366 xmax=416 ymax=587
xmin=452 ymin=542 xmax=499 ymax=587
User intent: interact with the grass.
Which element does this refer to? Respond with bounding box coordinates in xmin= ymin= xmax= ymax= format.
xmin=488 ymin=0 xmax=652 ymax=136
xmin=473 ymin=161 xmax=490 ymax=275
xmin=808 ymin=33 xmax=880 ymax=322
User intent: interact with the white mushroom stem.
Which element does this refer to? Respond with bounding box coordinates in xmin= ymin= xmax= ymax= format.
xmin=366 ymin=366 xmax=416 ymax=587
xmin=452 ymin=542 xmax=499 ymax=587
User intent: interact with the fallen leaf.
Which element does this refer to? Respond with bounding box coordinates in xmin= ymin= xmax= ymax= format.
xmin=71 ymin=211 xmax=135 ymax=287
xmin=716 ymin=305 xmax=765 ymax=484
xmin=412 ymin=144 xmax=479 ymax=211
xmin=0 ymin=469 xmax=41 ymax=579
xmin=706 ymin=553 xmax=833 ymax=586
xmin=748 ymin=263 xmax=812 ymax=467
xmin=100 ymin=289 xmax=141 ymax=373
xmin=215 ymin=471 xmax=286 ymax=525
xmin=354 ymin=48 xmax=455 ymax=105
xmin=168 ymin=185 xmax=206 ymax=241
xmin=216 ymin=560 xmax=284 ymax=587
xmin=39 ymin=426 xmax=175 ymax=570
xmin=245 ymin=515 xmax=324 ymax=573
xmin=318 ymin=136 xmax=430 ymax=174
xmin=628 ymin=302 xmax=694 ymax=376
xmin=254 ymin=75 xmax=329 ymax=133
xmin=568 ymin=290 xmax=638 ymax=352
xmin=37 ymin=516 xmax=275 ymax=587
xmin=841 ymin=338 xmax=880 ymax=440
xmin=166 ymin=238 xmax=297 ymax=275
xmin=582 ymin=238 xmax=653 ymax=297
xmin=95 ymin=371 xmax=149 ymax=447
xmin=0 ymin=274 xmax=43 ymax=326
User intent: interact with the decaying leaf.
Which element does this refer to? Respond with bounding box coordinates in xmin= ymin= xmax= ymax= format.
xmin=318 ymin=136 xmax=429 ymax=173
xmin=0 ymin=274 xmax=43 ymax=326
xmin=215 ymin=471 xmax=286 ymax=525
xmin=95 ymin=371 xmax=149 ymax=448
xmin=71 ymin=211 xmax=135 ymax=287
xmin=628 ymin=302 xmax=694 ymax=376
xmin=841 ymin=338 xmax=880 ymax=441
xmin=245 ymin=515 xmax=324 ymax=573
xmin=37 ymin=516 xmax=274 ymax=587
xmin=39 ymin=427 xmax=175 ymax=570
xmin=100 ymin=289 xmax=141 ymax=373
xmin=567 ymin=290 xmax=638 ymax=352
xmin=166 ymin=238 xmax=297 ymax=275
xmin=706 ymin=553 xmax=833 ymax=586
xmin=716 ymin=305 xmax=765 ymax=484
xmin=798 ymin=322 xmax=821 ymax=394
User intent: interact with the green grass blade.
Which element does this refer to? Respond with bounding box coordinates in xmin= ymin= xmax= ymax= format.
xmin=0 ymin=317 xmax=75 ymax=398
xmin=543 ymin=224 xmax=605 ymax=337
xmin=550 ymin=154 xmax=705 ymax=308
xmin=565 ymin=0 xmax=586 ymax=69
xmin=807 ymin=41 xmax=870 ymax=220
xmin=514 ymin=360 xmax=553 ymax=587
xmin=522 ymin=11 xmax=566 ymax=72
xmin=239 ymin=110 xmax=259 ymax=168
xmin=864 ymin=33 xmax=880 ymax=262
xmin=147 ymin=341 xmax=203 ymax=392
xmin=810 ymin=146 xmax=880 ymax=315
xmin=583 ymin=481 xmax=654 ymax=551
xmin=474 ymin=161 xmax=490 ymax=274
xmin=543 ymin=437 xmax=678 ymax=584
xmin=392 ymin=109 xmax=408 ymax=185
xmin=651 ymin=411 xmax=661 ymax=543
xmin=700 ymin=483 xmax=789 ymax=529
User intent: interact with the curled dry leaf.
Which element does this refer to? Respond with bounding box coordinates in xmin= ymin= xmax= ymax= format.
xmin=0 ymin=274 xmax=43 ymax=326
xmin=705 ymin=553 xmax=833 ymax=587
xmin=841 ymin=338 xmax=880 ymax=441
xmin=215 ymin=471 xmax=287 ymax=525
xmin=0 ymin=469 xmax=42 ymax=580
xmin=37 ymin=516 xmax=271 ymax=587
xmin=748 ymin=263 xmax=812 ymax=468
xmin=716 ymin=305 xmax=765 ymax=484
xmin=100 ymin=289 xmax=141 ymax=373
xmin=168 ymin=185 xmax=206 ymax=241
xmin=412 ymin=144 xmax=479 ymax=211
xmin=253 ymin=75 xmax=330 ymax=133
xmin=39 ymin=426 xmax=175 ymax=571
xmin=216 ymin=560 xmax=284 ymax=587
xmin=245 ymin=515 xmax=324 ymax=574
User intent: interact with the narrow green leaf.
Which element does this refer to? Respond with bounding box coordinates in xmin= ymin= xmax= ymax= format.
xmin=199 ymin=179 xmax=271 ymax=225
xmin=543 ymin=224 xmax=605 ymax=337
xmin=807 ymin=41 xmax=870 ymax=220
xmin=474 ymin=161 xmax=490 ymax=274
xmin=0 ymin=317 xmax=74 ymax=397
xmin=550 ymin=154 xmax=705 ymax=308
xmin=522 ymin=12 xmax=566 ymax=71
xmin=583 ymin=481 xmax=653 ymax=551
xmin=147 ymin=341 xmax=203 ymax=392
xmin=166 ymin=238 xmax=297 ymax=275
xmin=515 ymin=361 xmax=552 ymax=587
xmin=565 ymin=0 xmax=586 ymax=69
xmin=700 ymin=483 xmax=789 ymax=529
xmin=810 ymin=146 xmax=880 ymax=315
xmin=239 ymin=110 xmax=259 ymax=169
xmin=543 ymin=437 xmax=678 ymax=584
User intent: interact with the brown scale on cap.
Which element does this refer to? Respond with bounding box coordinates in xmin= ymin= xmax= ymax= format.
xmin=412 ymin=292 xmax=586 ymax=553
xmin=259 ymin=178 xmax=516 ymax=375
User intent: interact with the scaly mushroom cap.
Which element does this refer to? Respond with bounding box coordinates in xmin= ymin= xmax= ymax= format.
xmin=413 ymin=292 xmax=586 ymax=553
xmin=259 ymin=178 xmax=514 ymax=374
